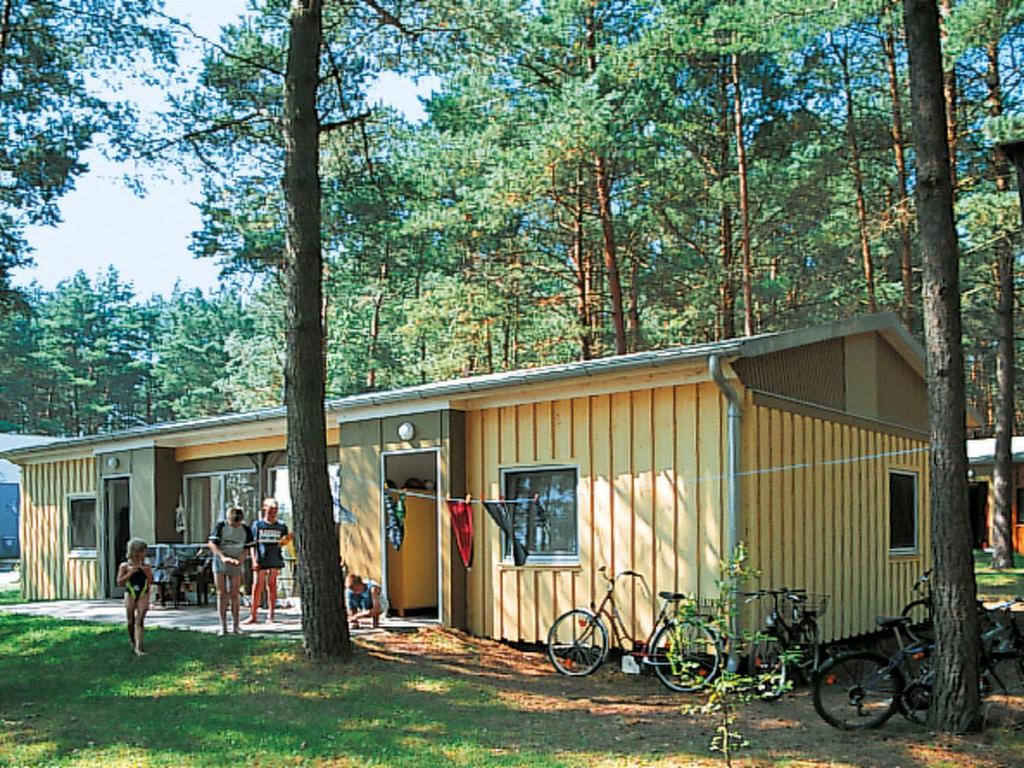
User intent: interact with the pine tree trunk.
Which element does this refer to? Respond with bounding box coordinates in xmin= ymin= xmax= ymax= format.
xmin=834 ymin=38 xmax=877 ymax=313
xmin=881 ymin=12 xmax=914 ymax=326
xmin=572 ymin=169 xmax=592 ymax=361
xmin=366 ymin=259 xmax=386 ymax=389
xmin=594 ymin=153 xmax=627 ymax=355
xmin=904 ymin=0 xmax=979 ymax=731
xmin=732 ymin=52 xmax=754 ymax=337
xmin=0 ymin=0 xmax=14 ymax=89
xmin=987 ymin=40 xmax=1016 ymax=569
xmin=283 ymin=0 xmax=350 ymax=661
xmin=939 ymin=0 xmax=958 ymax=194
xmin=719 ymin=56 xmax=735 ymax=340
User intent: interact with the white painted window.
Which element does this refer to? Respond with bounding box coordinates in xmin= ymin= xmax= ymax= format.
xmin=68 ymin=496 xmax=97 ymax=553
xmin=501 ymin=466 xmax=578 ymax=563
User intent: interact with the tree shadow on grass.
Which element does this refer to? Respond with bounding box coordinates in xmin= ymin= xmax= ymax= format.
xmin=0 ymin=616 xmax=1021 ymax=767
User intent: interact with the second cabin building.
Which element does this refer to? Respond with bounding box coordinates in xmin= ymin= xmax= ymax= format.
xmin=8 ymin=313 xmax=931 ymax=644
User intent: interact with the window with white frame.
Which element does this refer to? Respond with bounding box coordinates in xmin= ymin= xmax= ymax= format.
xmin=68 ymin=497 xmax=97 ymax=552
xmin=889 ymin=470 xmax=918 ymax=554
xmin=501 ymin=466 xmax=578 ymax=562
xmin=184 ymin=470 xmax=259 ymax=542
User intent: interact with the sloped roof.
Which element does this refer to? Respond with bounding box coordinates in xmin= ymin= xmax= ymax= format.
xmin=0 ymin=435 xmax=57 ymax=481
xmin=1 ymin=313 xmax=921 ymax=462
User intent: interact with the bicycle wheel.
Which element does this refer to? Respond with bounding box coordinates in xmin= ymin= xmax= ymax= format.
xmin=547 ymin=609 xmax=609 ymax=676
xmin=648 ymin=620 xmax=721 ymax=693
xmin=794 ymin=618 xmax=824 ymax=677
xmin=901 ymin=598 xmax=934 ymax=645
xmin=813 ymin=651 xmax=904 ymax=730
xmin=748 ymin=638 xmax=789 ymax=700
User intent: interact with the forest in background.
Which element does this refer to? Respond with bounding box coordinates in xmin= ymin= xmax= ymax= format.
xmin=1 ymin=0 xmax=1022 ymax=438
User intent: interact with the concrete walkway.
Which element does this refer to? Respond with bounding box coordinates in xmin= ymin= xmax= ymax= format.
xmin=0 ymin=573 xmax=435 ymax=638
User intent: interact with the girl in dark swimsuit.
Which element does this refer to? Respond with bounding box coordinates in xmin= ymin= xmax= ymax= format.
xmin=116 ymin=538 xmax=153 ymax=656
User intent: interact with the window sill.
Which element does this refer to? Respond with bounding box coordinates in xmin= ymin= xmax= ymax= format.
xmin=68 ymin=549 xmax=98 ymax=560
xmin=888 ymin=551 xmax=919 ymax=561
xmin=497 ymin=561 xmax=582 ymax=571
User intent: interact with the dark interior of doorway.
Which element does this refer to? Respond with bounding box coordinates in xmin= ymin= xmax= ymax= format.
xmin=969 ymin=481 xmax=989 ymax=549
xmin=106 ymin=477 xmax=130 ymax=597
xmin=383 ymin=451 xmax=439 ymax=619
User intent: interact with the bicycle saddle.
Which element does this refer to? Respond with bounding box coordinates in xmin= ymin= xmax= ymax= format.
xmin=658 ymin=591 xmax=689 ymax=601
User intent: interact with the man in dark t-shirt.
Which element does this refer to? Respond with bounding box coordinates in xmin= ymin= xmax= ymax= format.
xmin=243 ymin=498 xmax=292 ymax=624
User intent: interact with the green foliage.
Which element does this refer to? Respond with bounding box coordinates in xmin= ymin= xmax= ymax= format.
xmin=0 ymin=0 xmax=175 ymax=308
xmin=676 ymin=544 xmax=784 ymax=766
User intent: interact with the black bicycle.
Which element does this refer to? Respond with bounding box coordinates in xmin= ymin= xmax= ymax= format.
xmin=900 ymin=569 xmax=933 ymax=645
xmin=744 ymin=588 xmax=829 ymax=699
xmin=813 ymin=615 xmax=931 ymax=729
xmin=814 ymin=600 xmax=1024 ymax=730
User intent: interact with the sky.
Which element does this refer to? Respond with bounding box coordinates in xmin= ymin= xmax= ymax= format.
xmin=13 ymin=2 xmax=433 ymax=300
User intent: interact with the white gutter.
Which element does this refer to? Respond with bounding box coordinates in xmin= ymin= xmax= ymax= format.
xmin=709 ymin=354 xmax=743 ymax=671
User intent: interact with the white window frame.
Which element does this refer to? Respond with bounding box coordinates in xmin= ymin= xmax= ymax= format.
xmin=182 ymin=469 xmax=259 ymax=542
xmin=498 ymin=464 xmax=580 ymax=566
xmin=889 ymin=469 xmax=919 ymax=555
xmin=67 ymin=493 xmax=98 ymax=557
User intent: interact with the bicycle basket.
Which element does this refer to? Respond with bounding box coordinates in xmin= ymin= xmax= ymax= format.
xmin=796 ymin=593 xmax=830 ymax=618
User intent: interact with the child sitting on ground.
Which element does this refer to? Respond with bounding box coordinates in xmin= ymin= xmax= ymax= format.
xmin=345 ymin=573 xmax=383 ymax=629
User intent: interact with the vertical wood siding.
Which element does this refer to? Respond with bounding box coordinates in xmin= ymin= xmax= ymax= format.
xmin=743 ymin=403 xmax=930 ymax=642
xmin=20 ymin=457 xmax=98 ymax=600
xmin=466 ymin=382 xmax=726 ymax=644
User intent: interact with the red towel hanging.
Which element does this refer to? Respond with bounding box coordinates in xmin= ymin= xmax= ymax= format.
xmin=447 ymin=498 xmax=474 ymax=568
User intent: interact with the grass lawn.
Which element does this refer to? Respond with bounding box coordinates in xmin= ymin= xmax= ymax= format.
xmin=975 ymin=549 xmax=1024 ymax=602
xmin=0 ymin=612 xmax=1022 ymax=768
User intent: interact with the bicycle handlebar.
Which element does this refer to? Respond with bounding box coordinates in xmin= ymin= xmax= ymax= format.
xmin=597 ymin=566 xmax=651 ymax=599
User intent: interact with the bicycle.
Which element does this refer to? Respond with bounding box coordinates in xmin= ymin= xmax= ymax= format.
xmin=546 ymin=566 xmax=723 ymax=692
xmin=979 ymin=596 xmax=1024 ymax=697
xmin=813 ymin=615 xmax=931 ymax=729
xmin=814 ymin=600 xmax=1024 ymax=730
xmin=900 ymin=569 xmax=933 ymax=645
xmin=744 ymin=587 xmax=829 ymax=699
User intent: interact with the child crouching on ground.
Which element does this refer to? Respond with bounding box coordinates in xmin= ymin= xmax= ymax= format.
xmin=116 ymin=538 xmax=153 ymax=656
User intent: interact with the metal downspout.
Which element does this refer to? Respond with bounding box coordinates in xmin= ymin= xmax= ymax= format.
xmin=709 ymin=354 xmax=743 ymax=671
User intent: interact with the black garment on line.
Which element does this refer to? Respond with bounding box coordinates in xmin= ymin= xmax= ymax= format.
xmin=482 ymin=500 xmax=529 ymax=566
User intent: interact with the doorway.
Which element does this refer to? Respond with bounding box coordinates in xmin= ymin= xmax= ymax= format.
xmin=381 ymin=450 xmax=440 ymax=620
xmin=105 ymin=477 xmax=131 ymax=598
xmin=969 ymin=481 xmax=989 ymax=549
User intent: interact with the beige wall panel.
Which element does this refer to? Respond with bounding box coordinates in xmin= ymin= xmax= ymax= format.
xmin=174 ymin=435 xmax=286 ymax=463
xmin=553 ymin=399 xmax=573 ymax=462
xmin=520 ymin=568 xmax=537 ymax=642
xmin=611 ymin=392 xmax=635 ymax=634
xmin=572 ymin=397 xmax=593 ymax=610
xmin=698 ymin=383 xmax=723 ymax=598
xmin=781 ymin=411 xmax=796 ymax=588
xmin=517 ymin=403 xmax=536 ymax=465
xmin=768 ymin=409 xmax=784 ymax=590
xmin=482 ymin=408 xmax=500 ymax=639
xmin=465 ymin=411 xmax=484 ymax=635
xmin=652 ymin=388 xmax=676 ymax=609
xmin=675 ymin=386 xmax=699 ymax=597
xmin=534 ymin=569 xmax=556 ymax=643
xmin=535 ymin=401 xmax=553 ymax=464
xmin=554 ymin=569 xmax=574 ymax=631
xmin=499 ymin=406 xmax=517 ymax=466
xmin=632 ymin=390 xmax=656 ymax=634
xmin=21 ymin=458 xmax=97 ymax=600
xmin=591 ymin=394 xmax=613 ymax=594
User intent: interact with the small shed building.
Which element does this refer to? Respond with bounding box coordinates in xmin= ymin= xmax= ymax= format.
xmin=4 ymin=314 xmax=931 ymax=643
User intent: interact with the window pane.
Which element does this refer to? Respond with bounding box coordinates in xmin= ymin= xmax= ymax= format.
xmin=223 ymin=472 xmax=259 ymax=520
xmin=69 ymin=498 xmax=97 ymax=549
xmin=503 ymin=468 xmax=577 ymax=559
xmin=186 ymin=476 xmax=211 ymax=542
xmin=890 ymin=472 xmax=917 ymax=551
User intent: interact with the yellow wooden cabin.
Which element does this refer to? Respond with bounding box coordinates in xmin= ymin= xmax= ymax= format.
xmin=5 ymin=313 xmax=932 ymax=644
